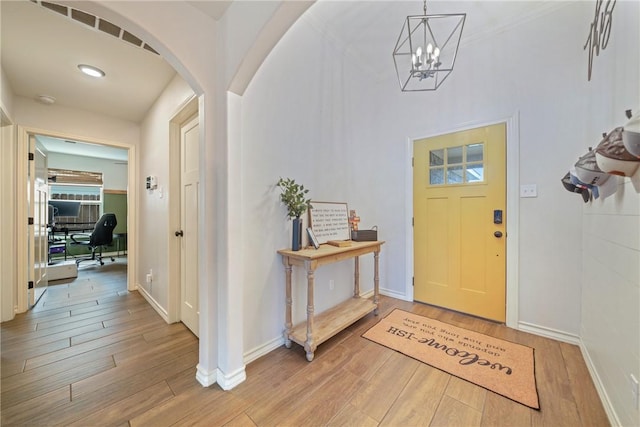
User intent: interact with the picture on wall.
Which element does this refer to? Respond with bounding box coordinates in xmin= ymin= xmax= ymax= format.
xmin=308 ymin=201 xmax=350 ymax=244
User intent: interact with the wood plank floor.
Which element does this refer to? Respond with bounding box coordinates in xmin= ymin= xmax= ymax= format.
xmin=1 ymin=259 xmax=609 ymax=426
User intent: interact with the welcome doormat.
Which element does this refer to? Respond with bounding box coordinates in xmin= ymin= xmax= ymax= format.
xmin=362 ymin=309 xmax=540 ymax=409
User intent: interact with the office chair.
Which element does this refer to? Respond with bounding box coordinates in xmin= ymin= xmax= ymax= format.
xmin=70 ymin=213 xmax=117 ymax=266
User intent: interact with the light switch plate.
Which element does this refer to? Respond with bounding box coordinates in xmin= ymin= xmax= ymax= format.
xmin=520 ymin=184 xmax=537 ymax=198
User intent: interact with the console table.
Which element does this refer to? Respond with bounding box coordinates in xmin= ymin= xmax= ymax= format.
xmin=278 ymin=240 xmax=384 ymax=361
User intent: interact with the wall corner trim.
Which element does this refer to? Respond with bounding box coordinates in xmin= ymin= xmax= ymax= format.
xmin=135 ymin=284 xmax=169 ymax=323
xmin=579 ymin=340 xmax=622 ymax=427
xmin=196 ymin=363 xmax=218 ymax=387
xmin=516 ymin=321 xmax=580 ymax=345
xmin=215 ymin=366 xmax=247 ymax=390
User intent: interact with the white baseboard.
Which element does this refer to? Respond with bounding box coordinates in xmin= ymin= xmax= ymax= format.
xmin=136 ymin=283 xmax=169 ymax=323
xmin=380 ymin=287 xmax=411 ymax=301
xmin=517 ymin=321 xmax=581 ymax=345
xmin=242 ymin=290 xmax=386 ymax=366
xmin=244 ymin=335 xmax=285 ymax=365
xmin=579 ymin=341 xmax=621 ymax=427
xmin=196 ymin=363 xmax=217 ymax=387
xmin=517 ymin=322 xmax=619 ymax=426
xmin=216 ymin=366 xmax=247 ymax=391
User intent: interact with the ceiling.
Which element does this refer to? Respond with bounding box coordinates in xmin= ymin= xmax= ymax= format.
xmin=1 ymin=0 xmax=562 ymax=160
xmin=35 ymin=135 xmax=130 ymax=162
xmin=1 ymin=0 xmax=231 ymax=161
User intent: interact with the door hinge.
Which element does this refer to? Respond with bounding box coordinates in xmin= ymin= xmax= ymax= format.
xmin=28 ymin=152 xmax=34 ymax=161
xmin=28 ymin=217 xmax=34 ymax=225
xmin=28 ymin=281 xmax=34 ymax=289
xmin=412 ymin=277 xmax=414 ymax=287
xmin=412 ymin=157 xmax=414 ymax=167
xmin=412 ymin=217 xmax=414 ymax=227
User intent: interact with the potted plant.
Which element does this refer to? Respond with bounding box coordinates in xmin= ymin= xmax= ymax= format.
xmin=277 ymin=177 xmax=312 ymax=251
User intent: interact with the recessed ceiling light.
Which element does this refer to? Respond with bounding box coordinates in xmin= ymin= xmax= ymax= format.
xmin=78 ymin=64 xmax=105 ymax=78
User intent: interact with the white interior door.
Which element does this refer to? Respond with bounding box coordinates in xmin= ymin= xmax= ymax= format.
xmin=179 ymin=115 xmax=199 ymax=336
xmin=29 ymin=136 xmax=48 ymax=306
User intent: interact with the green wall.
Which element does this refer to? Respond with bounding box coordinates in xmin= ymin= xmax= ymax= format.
xmin=51 ymin=192 xmax=127 ymax=260
xmin=104 ymin=192 xmax=127 ymax=234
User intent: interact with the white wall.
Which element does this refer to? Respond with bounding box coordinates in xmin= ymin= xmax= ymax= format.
xmin=137 ymin=74 xmax=194 ymax=312
xmin=578 ymin=2 xmax=640 ymax=426
xmin=12 ymin=96 xmax=140 ymax=147
xmin=1 ymin=64 xmax=16 ymax=322
xmin=1 ymin=66 xmax=15 ymax=121
xmin=0 ymin=123 xmax=16 ymax=322
xmin=241 ymin=1 xmax=580 ymax=346
xmin=241 ymin=14 xmax=374 ymax=352
xmin=240 ymin=1 xmax=639 ymax=423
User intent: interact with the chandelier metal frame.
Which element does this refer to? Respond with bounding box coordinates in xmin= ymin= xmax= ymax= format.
xmin=393 ymin=1 xmax=466 ymax=91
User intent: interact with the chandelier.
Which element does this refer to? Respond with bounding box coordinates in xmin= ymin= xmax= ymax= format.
xmin=393 ymin=0 xmax=466 ymax=91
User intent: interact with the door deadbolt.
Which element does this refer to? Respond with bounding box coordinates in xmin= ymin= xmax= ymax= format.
xmin=175 ymin=230 xmax=184 ymax=237
xmin=494 ymin=231 xmax=503 ymax=238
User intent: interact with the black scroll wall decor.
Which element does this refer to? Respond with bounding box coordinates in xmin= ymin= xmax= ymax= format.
xmin=584 ymin=0 xmax=616 ymax=81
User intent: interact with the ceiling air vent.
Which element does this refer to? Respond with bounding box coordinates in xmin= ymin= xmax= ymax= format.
xmin=143 ymin=44 xmax=159 ymax=55
xmin=122 ymin=31 xmax=143 ymax=48
xmin=34 ymin=1 xmax=159 ymax=56
xmin=98 ymin=19 xmax=121 ymax=38
xmin=41 ymin=1 xmax=67 ymax=16
xmin=71 ymin=9 xmax=95 ymax=27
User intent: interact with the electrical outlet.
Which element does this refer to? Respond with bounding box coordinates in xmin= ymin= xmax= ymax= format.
xmin=630 ymin=375 xmax=639 ymax=408
xmin=520 ymin=184 xmax=538 ymax=198
xmin=329 ymin=280 xmax=335 ymax=290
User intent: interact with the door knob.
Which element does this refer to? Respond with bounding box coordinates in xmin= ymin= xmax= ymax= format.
xmin=175 ymin=230 xmax=184 ymax=237
xmin=494 ymin=231 xmax=503 ymax=238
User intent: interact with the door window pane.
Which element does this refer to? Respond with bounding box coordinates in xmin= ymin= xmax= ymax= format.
xmin=467 ymin=143 xmax=483 ymax=162
xmin=466 ymin=164 xmax=484 ymax=182
xmin=429 ymin=149 xmax=444 ymax=166
xmin=430 ymin=167 xmax=444 ymax=185
xmin=447 ymin=146 xmax=463 ymax=165
xmin=426 ymin=142 xmax=485 ymax=186
xmin=447 ymin=165 xmax=464 ymax=184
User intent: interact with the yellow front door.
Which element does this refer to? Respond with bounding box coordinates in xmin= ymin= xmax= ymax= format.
xmin=413 ymin=123 xmax=506 ymax=322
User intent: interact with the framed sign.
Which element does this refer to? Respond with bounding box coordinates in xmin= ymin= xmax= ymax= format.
xmin=308 ymin=201 xmax=350 ymax=244
xmin=307 ymin=227 xmax=320 ymax=249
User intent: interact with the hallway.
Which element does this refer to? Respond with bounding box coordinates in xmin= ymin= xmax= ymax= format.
xmin=1 ymin=260 xmax=608 ymax=425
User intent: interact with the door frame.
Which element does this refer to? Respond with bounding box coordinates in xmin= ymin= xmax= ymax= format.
xmin=167 ymin=96 xmax=198 ymax=324
xmin=406 ymin=112 xmax=520 ymax=328
xmin=15 ymin=126 xmax=137 ymax=313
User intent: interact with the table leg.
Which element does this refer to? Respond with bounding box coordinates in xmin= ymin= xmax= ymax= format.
xmin=283 ymin=258 xmax=292 ymax=349
xmin=374 ymin=249 xmax=380 ymax=315
xmin=305 ymin=263 xmax=316 ymax=361
xmin=353 ymin=256 xmax=360 ymax=298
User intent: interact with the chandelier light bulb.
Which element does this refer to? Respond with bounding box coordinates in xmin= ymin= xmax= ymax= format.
xmin=433 ymin=46 xmax=441 ymax=59
xmin=427 ymin=43 xmax=433 ymax=54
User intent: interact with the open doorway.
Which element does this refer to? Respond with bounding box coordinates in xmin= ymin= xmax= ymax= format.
xmin=20 ymin=131 xmax=135 ymax=312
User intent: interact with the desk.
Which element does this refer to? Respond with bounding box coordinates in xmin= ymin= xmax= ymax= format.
xmin=278 ymin=240 xmax=384 ymax=361
xmin=50 ymin=223 xmax=94 ymax=261
xmin=48 ymin=239 xmax=67 ymax=262
xmin=114 ymin=233 xmax=127 ymax=257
